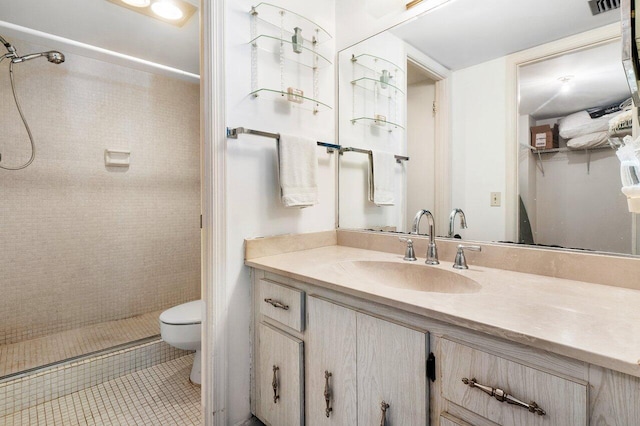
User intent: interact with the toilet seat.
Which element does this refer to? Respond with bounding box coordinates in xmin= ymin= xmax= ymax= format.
xmin=159 ymin=300 xmax=202 ymax=325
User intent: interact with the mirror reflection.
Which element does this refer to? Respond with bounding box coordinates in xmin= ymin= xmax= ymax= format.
xmin=338 ymin=0 xmax=640 ymax=255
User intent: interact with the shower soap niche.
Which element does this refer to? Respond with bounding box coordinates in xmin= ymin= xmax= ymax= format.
xmin=105 ymin=149 xmax=131 ymax=167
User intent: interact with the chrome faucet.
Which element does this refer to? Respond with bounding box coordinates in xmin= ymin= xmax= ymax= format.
xmin=411 ymin=209 xmax=439 ymax=265
xmin=398 ymin=237 xmax=417 ymax=261
xmin=453 ymin=244 xmax=481 ymax=269
xmin=448 ymin=208 xmax=468 ymax=238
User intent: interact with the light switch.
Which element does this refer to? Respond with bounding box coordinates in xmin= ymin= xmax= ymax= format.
xmin=490 ymin=192 xmax=501 ymax=207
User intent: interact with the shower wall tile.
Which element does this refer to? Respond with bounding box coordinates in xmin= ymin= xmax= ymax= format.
xmin=0 ymin=339 xmax=188 ymax=417
xmin=0 ymin=38 xmax=201 ymax=345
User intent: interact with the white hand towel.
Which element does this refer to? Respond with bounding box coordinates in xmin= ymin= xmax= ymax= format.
xmin=278 ymin=134 xmax=319 ymax=208
xmin=368 ymin=150 xmax=395 ymax=206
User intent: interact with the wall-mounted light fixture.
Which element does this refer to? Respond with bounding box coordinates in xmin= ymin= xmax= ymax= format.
xmin=406 ymin=0 xmax=425 ymax=9
xmin=107 ymin=0 xmax=197 ymax=27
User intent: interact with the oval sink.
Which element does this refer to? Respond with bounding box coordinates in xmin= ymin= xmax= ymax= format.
xmin=335 ymin=261 xmax=481 ymax=294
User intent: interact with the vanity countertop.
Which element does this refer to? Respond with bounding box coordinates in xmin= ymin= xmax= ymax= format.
xmin=246 ymin=244 xmax=640 ymax=378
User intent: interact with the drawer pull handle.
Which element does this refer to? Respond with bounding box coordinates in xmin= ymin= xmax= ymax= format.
xmin=272 ymin=365 xmax=280 ymax=403
xmin=462 ymin=378 xmax=546 ymax=416
xmin=379 ymin=401 xmax=390 ymax=426
xmin=264 ymin=298 xmax=289 ymax=310
xmin=324 ymin=371 xmax=332 ymax=417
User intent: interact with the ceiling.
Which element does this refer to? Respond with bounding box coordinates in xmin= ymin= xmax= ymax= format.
xmin=0 ymin=0 xmax=200 ymax=74
xmin=391 ymin=0 xmax=621 ymax=71
xmin=519 ymin=41 xmax=630 ymax=119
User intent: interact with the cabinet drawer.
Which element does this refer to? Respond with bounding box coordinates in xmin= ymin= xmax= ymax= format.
xmin=257 ymin=322 xmax=304 ymax=426
xmin=259 ymin=279 xmax=305 ymax=332
xmin=440 ymin=413 xmax=473 ymax=426
xmin=440 ymin=339 xmax=587 ymax=426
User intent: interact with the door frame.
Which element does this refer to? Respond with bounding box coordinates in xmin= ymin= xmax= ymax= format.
xmin=201 ymin=0 xmax=228 ymax=424
xmin=504 ymin=23 xmax=621 ymax=241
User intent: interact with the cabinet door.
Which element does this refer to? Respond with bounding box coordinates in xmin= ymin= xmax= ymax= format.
xmin=257 ymin=322 xmax=304 ymax=426
xmin=357 ymin=313 xmax=428 ymax=425
xmin=306 ymin=297 xmax=357 ymax=425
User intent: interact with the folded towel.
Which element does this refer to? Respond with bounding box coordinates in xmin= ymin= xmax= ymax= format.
xmin=566 ymin=131 xmax=609 ymax=150
xmin=368 ymin=150 xmax=395 ymax=206
xmin=559 ymin=110 xmax=621 ymax=139
xmin=278 ymin=134 xmax=319 ymax=208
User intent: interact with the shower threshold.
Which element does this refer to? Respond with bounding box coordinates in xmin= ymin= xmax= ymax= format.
xmin=0 ymin=310 xmax=163 ymax=381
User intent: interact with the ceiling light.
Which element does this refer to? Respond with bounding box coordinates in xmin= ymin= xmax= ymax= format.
xmin=558 ymin=76 xmax=574 ymax=94
xmin=151 ymin=1 xmax=184 ymax=20
xmin=121 ymin=0 xmax=151 ymax=7
xmin=107 ymin=0 xmax=197 ymax=27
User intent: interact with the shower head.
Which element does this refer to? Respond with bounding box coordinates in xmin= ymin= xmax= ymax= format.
xmin=11 ymin=51 xmax=65 ymax=64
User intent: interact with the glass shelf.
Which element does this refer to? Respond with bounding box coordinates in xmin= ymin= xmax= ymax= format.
xmin=251 ymin=3 xmax=332 ymax=45
xmin=250 ymin=88 xmax=332 ymax=113
xmin=351 ymin=117 xmax=405 ymax=130
xmin=351 ymin=77 xmax=405 ymax=95
xmin=250 ymin=34 xmax=332 ymax=69
xmin=351 ymin=54 xmax=405 ymax=76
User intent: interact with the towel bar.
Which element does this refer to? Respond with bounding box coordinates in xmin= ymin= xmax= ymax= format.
xmin=226 ymin=127 xmax=341 ymax=153
xmin=339 ymin=146 xmax=410 ymax=163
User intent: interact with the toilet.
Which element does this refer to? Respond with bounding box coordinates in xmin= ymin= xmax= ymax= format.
xmin=160 ymin=300 xmax=203 ymax=385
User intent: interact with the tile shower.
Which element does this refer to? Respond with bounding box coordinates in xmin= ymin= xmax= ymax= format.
xmin=0 ymin=37 xmax=201 ymax=422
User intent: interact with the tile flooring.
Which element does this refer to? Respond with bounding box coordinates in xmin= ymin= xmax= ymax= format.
xmin=0 ymin=355 xmax=200 ymax=425
xmin=0 ymin=311 xmax=163 ymax=378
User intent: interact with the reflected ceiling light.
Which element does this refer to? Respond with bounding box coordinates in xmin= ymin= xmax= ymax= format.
xmin=151 ymin=1 xmax=184 ymax=20
xmin=122 ymin=0 xmax=151 ymax=7
xmin=558 ymin=76 xmax=574 ymax=94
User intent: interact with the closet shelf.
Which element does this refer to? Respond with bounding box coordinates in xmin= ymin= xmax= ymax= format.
xmin=351 ymin=77 xmax=405 ymax=95
xmin=351 ymin=116 xmax=405 ymax=130
xmin=529 ymin=145 xmax=613 ymax=154
xmin=528 ymin=144 xmax=614 ymax=176
xmin=250 ymin=88 xmax=332 ymax=112
xmin=351 ymin=54 xmax=405 ymax=77
xmin=251 ymin=3 xmax=332 ymax=45
xmin=250 ymin=35 xmax=332 ymax=69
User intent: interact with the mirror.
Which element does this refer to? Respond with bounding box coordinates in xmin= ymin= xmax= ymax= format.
xmin=338 ymin=0 xmax=640 ymax=256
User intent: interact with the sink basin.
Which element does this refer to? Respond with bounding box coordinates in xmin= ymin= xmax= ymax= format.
xmin=333 ymin=261 xmax=481 ymax=294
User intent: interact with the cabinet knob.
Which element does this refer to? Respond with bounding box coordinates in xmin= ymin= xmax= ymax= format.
xmin=324 ymin=371 xmax=333 ymax=417
xmin=272 ymin=365 xmax=280 ymax=403
xmin=461 ymin=377 xmax=546 ymax=416
xmin=379 ymin=401 xmax=390 ymax=426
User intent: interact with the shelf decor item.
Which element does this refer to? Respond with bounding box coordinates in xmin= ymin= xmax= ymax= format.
xmin=350 ymin=54 xmax=405 ymax=132
xmin=249 ymin=3 xmax=333 ymax=114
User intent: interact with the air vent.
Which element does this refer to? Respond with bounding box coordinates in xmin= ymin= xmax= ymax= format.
xmin=588 ymin=0 xmax=620 ymax=15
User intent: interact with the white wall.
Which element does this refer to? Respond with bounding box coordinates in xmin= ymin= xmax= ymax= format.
xmin=534 ymin=149 xmax=631 ymax=253
xmin=451 ymin=57 xmax=508 ymax=241
xmin=224 ymin=0 xmax=336 ymax=423
xmin=337 ymin=32 xmax=407 ymax=231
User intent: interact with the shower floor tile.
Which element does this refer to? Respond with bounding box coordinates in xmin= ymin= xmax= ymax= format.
xmin=0 ymin=354 xmax=201 ymax=425
xmin=0 ymin=310 xmax=163 ymax=378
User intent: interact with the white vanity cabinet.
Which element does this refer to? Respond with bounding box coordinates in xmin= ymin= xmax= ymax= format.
xmin=250 ymin=268 xmax=640 ymax=426
xmin=306 ymin=296 xmax=428 ymax=425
